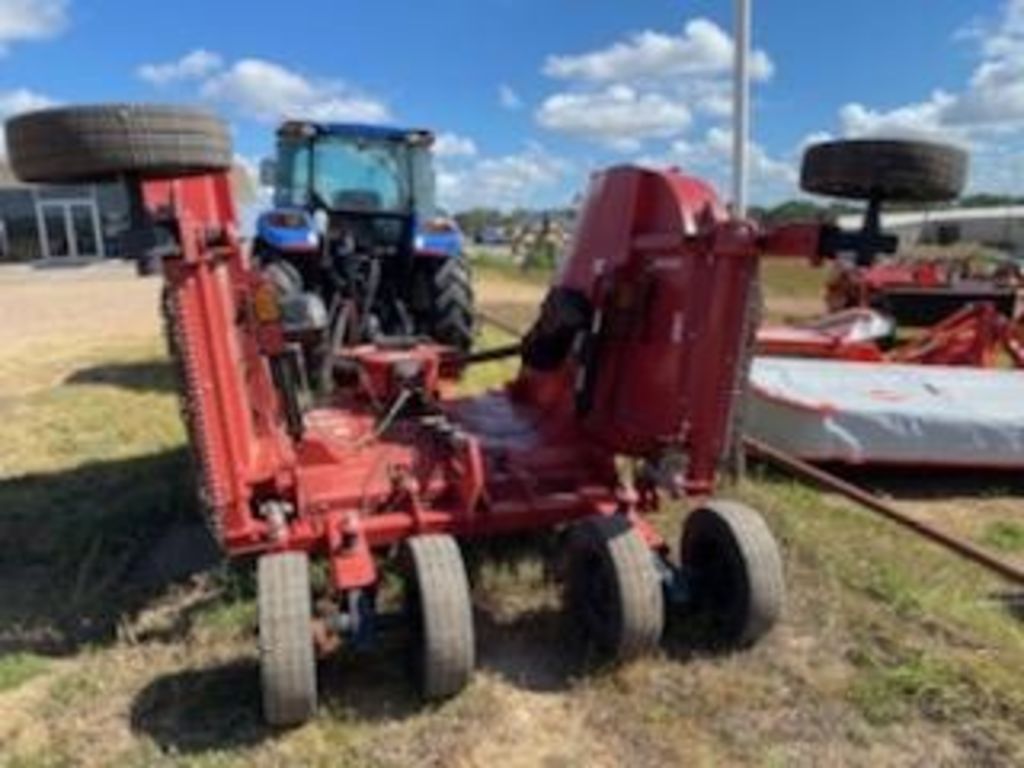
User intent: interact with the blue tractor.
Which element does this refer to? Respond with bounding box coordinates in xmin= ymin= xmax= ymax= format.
xmin=254 ymin=121 xmax=474 ymax=360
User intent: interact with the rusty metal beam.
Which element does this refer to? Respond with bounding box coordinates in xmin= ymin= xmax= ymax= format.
xmin=475 ymin=309 xmax=525 ymax=338
xmin=743 ymin=435 xmax=1024 ymax=586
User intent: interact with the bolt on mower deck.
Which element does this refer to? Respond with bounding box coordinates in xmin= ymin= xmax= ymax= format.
xmin=4 ymin=104 xmax=962 ymax=727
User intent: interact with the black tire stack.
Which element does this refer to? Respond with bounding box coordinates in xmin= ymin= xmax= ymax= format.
xmin=5 ymin=104 xmax=231 ymax=182
xmin=800 ymin=139 xmax=967 ymax=202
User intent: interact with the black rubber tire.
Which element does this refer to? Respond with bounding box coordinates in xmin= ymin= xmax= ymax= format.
xmin=403 ymin=535 xmax=475 ymax=700
xmin=800 ymin=139 xmax=967 ymax=202
xmin=5 ymin=104 xmax=231 ymax=184
xmin=563 ymin=515 xmax=664 ymax=661
xmin=427 ymin=258 xmax=474 ymax=352
xmin=680 ymin=500 xmax=784 ymax=648
xmin=258 ymin=552 xmax=317 ymax=727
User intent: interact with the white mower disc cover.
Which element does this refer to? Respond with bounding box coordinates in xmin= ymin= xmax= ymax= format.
xmin=747 ymin=357 xmax=1024 ymax=468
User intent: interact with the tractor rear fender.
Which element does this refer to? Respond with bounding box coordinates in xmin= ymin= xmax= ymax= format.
xmin=414 ymin=216 xmax=464 ymax=258
xmin=256 ymin=208 xmax=320 ymax=253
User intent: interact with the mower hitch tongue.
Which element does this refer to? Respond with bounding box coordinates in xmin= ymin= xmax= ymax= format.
xmin=6 ymin=104 xmax=952 ymax=727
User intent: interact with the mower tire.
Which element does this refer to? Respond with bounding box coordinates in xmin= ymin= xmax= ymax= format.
xmin=422 ymin=258 xmax=474 ymax=352
xmin=563 ymin=515 xmax=664 ymax=662
xmin=680 ymin=500 xmax=784 ymax=647
xmin=258 ymin=552 xmax=318 ymax=727
xmin=403 ymin=535 xmax=475 ymax=700
xmin=5 ymin=104 xmax=231 ymax=184
xmin=800 ymin=139 xmax=967 ymax=202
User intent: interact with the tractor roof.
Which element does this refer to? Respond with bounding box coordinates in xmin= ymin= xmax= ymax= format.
xmin=277 ymin=120 xmax=434 ymax=144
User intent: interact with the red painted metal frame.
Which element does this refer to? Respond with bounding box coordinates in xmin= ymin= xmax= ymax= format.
xmin=757 ymin=301 xmax=1024 ymax=368
xmin=151 ymin=165 xmax=825 ymax=596
xmin=756 ymin=309 xmax=886 ymax=362
xmin=825 ymin=257 xmax=1022 ymax=316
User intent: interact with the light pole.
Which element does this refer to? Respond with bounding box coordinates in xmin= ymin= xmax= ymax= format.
xmin=732 ymin=0 xmax=751 ymax=218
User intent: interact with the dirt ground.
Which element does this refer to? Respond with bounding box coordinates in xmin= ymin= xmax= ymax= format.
xmin=0 ymin=261 xmax=1021 ymax=767
xmin=0 ymin=262 xmax=161 ymax=343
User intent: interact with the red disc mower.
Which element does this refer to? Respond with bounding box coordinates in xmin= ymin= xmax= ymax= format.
xmin=5 ymin=106 xmax=950 ymax=726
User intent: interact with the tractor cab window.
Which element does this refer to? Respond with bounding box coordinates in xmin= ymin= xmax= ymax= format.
xmin=275 ymin=134 xmax=437 ymax=216
xmin=312 ymin=138 xmax=408 ymax=213
xmin=410 ymin=145 xmax=437 ymax=218
xmin=274 ymin=141 xmax=311 ymax=208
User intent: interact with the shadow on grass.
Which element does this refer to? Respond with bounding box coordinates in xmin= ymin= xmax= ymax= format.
xmin=0 ymin=447 xmax=216 ymax=655
xmin=817 ymin=463 xmax=1024 ymax=502
xmin=475 ymin=605 xmax=577 ymax=693
xmin=989 ymin=591 xmax=1024 ymax=623
xmin=65 ymin=360 xmax=177 ymax=394
xmin=129 ymin=598 xmax=579 ymax=756
xmin=131 ymin=659 xmax=272 ymax=753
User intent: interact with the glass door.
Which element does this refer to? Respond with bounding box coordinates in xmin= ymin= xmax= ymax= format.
xmin=70 ymin=203 xmax=101 ymax=257
xmin=40 ymin=203 xmax=71 ymax=259
xmin=37 ymin=199 xmax=104 ymax=260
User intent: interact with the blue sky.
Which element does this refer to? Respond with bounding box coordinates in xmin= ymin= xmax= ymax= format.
xmin=2 ymin=0 xmax=1023 ymax=209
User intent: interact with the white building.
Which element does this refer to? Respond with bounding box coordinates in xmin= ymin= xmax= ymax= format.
xmin=837 ymin=206 xmax=1024 ymax=256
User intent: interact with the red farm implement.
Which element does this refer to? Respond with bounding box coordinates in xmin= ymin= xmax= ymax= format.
xmin=825 ymin=257 xmax=1021 ymax=327
xmin=4 ymin=106 xmax=963 ymax=726
xmin=757 ymin=301 xmax=1024 ymax=368
xmin=800 ymin=139 xmax=1019 ymax=327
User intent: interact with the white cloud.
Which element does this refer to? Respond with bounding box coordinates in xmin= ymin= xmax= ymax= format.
xmin=798 ymin=131 xmax=834 ymax=151
xmin=704 ymin=127 xmax=797 ymax=185
xmin=137 ymin=49 xmax=223 ymax=85
xmin=696 ymin=88 xmax=733 ymax=118
xmin=0 ymin=88 xmax=57 ymax=158
xmin=0 ymin=0 xmax=67 ymax=53
xmin=637 ymin=127 xmax=796 ymax=203
xmin=837 ymin=0 xmax=1024 ymax=141
xmin=434 ymin=132 xmax=478 ymax=158
xmin=536 ymin=84 xmax=691 ymax=150
xmin=437 ymin=145 xmax=569 ymax=211
xmin=821 ymin=0 xmax=1024 ymax=192
xmin=536 ymin=16 xmax=772 ymax=151
xmin=838 ymin=93 xmax=961 ymax=142
xmin=499 ymin=84 xmax=522 ymax=110
xmin=201 ymin=58 xmax=390 ymax=123
xmin=543 ymin=18 xmax=773 ymax=85
xmin=0 ymin=88 xmax=56 ymax=117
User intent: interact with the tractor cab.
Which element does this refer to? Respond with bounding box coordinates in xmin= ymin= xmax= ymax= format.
xmin=255 ymin=121 xmax=473 ymax=367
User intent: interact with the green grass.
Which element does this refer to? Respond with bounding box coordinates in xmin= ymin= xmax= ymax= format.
xmin=848 ymin=650 xmax=972 ymax=726
xmin=740 ymin=474 xmax=1024 ymax=735
xmin=0 ymin=652 xmax=49 ymax=693
xmin=980 ymin=520 xmax=1024 ymax=554
xmin=457 ymin=325 xmax=520 ymax=395
xmin=468 ymin=249 xmax=553 ymax=287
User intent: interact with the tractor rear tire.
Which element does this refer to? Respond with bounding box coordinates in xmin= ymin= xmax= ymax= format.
xmin=800 ymin=139 xmax=967 ymax=203
xmin=563 ymin=515 xmax=664 ymax=662
xmin=403 ymin=535 xmax=475 ymax=700
xmin=426 ymin=258 xmax=474 ymax=352
xmin=5 ymin=104 xmax=231 ymax=184
xmin=680 ymin=500 xmax=784 ymax=648
xmin=258 ymin=552 xmax=318 ymax=727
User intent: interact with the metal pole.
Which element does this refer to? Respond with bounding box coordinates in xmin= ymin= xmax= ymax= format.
xmin=744 ymin=436 xmax=1024 ymax=586
xmin=732 ymin=0 xmax=751 ymax=218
